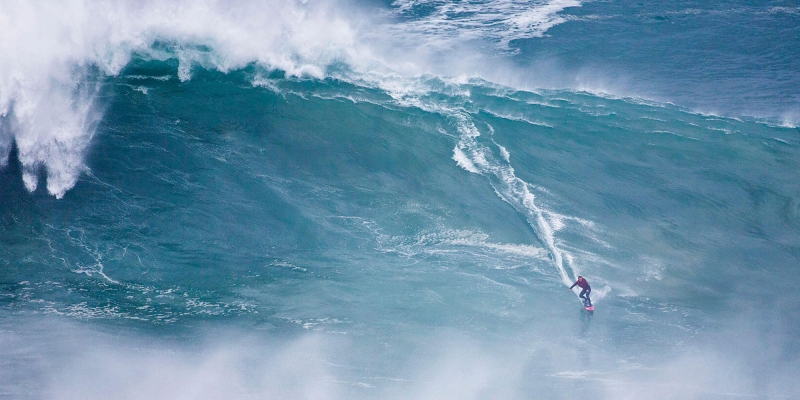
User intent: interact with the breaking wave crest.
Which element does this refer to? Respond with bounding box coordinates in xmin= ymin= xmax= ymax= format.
xmin=0 ymin=0 xmax=580 ymax=198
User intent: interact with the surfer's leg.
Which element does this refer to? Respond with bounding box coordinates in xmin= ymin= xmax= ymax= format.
xmin=586 ymin=289 xmax=592 ymax=306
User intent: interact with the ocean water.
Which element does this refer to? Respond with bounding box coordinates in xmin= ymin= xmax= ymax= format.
xmin=1 ymin=1 xmax=799 ymax=399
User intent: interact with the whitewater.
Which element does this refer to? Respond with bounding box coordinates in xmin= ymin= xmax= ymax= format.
xmin=1 ymin=1 xmax=799 ymax=399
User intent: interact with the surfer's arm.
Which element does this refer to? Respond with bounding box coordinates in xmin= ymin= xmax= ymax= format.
xmin=568 ymin=282 xmax=577 ymax=290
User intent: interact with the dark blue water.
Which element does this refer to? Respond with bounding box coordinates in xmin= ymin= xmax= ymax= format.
xmin=516 ymin=1 xmax=800 ymax=122
xmin=1 ymin=1 xmax=799 ymax=399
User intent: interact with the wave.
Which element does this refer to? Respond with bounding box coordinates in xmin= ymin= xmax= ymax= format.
xmin=0 ymin=0 xmax=581 ymax=198
xmin=0 ymin=0 xmax=362 ymax=198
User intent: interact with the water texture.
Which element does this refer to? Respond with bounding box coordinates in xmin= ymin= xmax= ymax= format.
xmin=1 ymin=1 xmax=799 ymax=399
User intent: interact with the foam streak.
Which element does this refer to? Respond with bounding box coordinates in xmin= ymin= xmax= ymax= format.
xmin=449 ymin=112 xmax=574 ymax=286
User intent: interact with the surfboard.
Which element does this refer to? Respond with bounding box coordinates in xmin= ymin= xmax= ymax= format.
xmin=583 ymin=299 xmax=594 ymax=311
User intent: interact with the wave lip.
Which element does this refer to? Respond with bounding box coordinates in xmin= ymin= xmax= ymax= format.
xmin=0 ymin=0 xmax=586 ymax=198
xmin=0 ymin=0 xmax=364 ymax=198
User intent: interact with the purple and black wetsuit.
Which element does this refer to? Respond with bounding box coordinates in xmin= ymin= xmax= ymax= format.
xmin=570 ymin=277 xmax=592 ymax=306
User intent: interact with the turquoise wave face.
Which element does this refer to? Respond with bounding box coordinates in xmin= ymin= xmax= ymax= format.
xmin=2 ymin=60 xmax=799 ymax=398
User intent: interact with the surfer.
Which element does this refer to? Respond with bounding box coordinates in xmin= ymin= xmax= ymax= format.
xmin=569 ymin=276 xmax=592 ymax=307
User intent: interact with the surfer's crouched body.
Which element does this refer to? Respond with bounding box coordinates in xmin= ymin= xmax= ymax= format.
xmin=569 ymin=276 xmax=592 ymax=306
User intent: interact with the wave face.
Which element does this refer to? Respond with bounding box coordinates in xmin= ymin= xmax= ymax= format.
xmin=1 ymin=1 xmax=799 ymax=399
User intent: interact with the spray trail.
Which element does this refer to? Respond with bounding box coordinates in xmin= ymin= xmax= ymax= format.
xmin=449 ymin=111 xmax=575 ymax=286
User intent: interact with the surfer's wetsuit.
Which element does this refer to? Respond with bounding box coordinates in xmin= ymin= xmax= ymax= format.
xmin=570 ymin=277 xmax=592 ymax=306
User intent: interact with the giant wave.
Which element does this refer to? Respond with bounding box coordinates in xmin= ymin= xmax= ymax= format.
xmin=1 ymin=1 xmax=799 ymax=399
